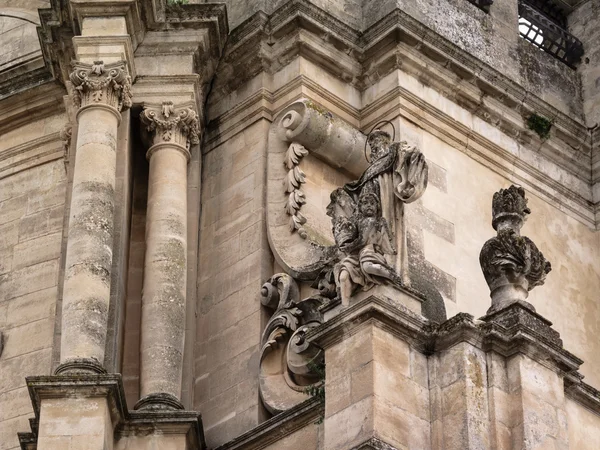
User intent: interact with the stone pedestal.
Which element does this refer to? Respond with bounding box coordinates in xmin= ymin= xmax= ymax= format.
xmin=24 ymin=374 xmax=206 ymax=450
xmin=311 ymin=294 xmax=431 ymax=450
xmin=136 ymin=101 xmax=199 ymax=410
xmin=305 ymin=294 xmax=584 ymax=450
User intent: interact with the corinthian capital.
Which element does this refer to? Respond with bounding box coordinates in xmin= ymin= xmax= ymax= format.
xmin=140 ymin=101 xmax=200 ymax=151
xmin=70 ymin=61 xmax=132 ymax=111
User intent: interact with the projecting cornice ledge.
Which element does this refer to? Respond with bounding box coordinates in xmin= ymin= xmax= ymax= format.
xmin=208 ymin=0 xmax=598 ymax=229
xmin=36 ymin=0 xmax=228 ymax=88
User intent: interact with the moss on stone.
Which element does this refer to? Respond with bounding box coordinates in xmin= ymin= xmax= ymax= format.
xmin=526 ymin=113 xmax=552 ymax=140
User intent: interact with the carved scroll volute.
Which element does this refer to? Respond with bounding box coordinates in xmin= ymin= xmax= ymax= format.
xmin=267 ymin=100 xmax=368 ymax=281
xmin=259 ymin=274 xmax=324 ymax=415
xmin=480 ymin=185 xmax=551 ymax=313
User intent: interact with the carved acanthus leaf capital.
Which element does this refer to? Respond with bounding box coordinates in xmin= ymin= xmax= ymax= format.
xmin=140 ymin=101 xmax=200 ymax=151
xmin=70 ymin=61 xmax=132 ymax=112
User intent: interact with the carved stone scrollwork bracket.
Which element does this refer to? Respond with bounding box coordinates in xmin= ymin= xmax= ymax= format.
xmin=259 ymin=273 xmax=325 ymax=415
xmin=70 ymin=60 xmax=132 ymax=115
xmin=480 ymin=185 xmax=552 ymax=314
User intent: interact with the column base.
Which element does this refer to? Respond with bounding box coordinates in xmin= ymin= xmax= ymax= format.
xmin=54 ymin=357 xmax=107 ymax=375
xmin=134 ymin=392 xmax=185 ymax=411
xmin=20 ymin=373 xmax=205 ymax=450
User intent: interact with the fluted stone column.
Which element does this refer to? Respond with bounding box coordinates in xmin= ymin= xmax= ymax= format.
xmin=135 ymin=101 xmax=199 ymax=410
xmin=57 ymin=60 xmax=132 ymax=374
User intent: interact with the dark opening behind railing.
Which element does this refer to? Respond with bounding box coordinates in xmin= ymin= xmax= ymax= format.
xmin=518 ymin=2 xmax=584 ymax=68
xmin=465 ymin=0 xmax=494 ymax=13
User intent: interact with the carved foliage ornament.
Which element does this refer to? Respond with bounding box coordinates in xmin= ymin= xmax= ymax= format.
xmin=140 ymin=101 xmax=200 ymax=151
xmin=70 ymin=61 xmax=132 ymax=111
xmin=284 ymin=142 xmax=308 ymax=238
xmin=259 ymin=274 xmax=324 ymax=415
xmin=480 ymin=185 xmax=551 ymax=312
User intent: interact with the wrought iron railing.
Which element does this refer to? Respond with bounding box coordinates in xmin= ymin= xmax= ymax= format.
xmin=465 ymin=0 xmax=494 ymax=13
xmin=518 ymin=2 xmax=584 ymax=68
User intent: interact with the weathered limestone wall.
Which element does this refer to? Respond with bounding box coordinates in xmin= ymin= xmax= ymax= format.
xmin=393 ymin=114 xmax=600 ymax=387
xmin=566 ymin=398 xmax=600 ymax=450
xmin=194 ymin=119 xmax=273 ymax=447
xmin=0 ymin=113 xmax=67 ymax=450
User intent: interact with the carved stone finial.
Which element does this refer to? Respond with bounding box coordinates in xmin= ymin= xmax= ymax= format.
xmin=69 ymin=60 xmax=132 ymax=112
xmin=480 ymin=185 xmax=551 ymax=314
xmin=140 ymin=101 xmax=200 ymax=154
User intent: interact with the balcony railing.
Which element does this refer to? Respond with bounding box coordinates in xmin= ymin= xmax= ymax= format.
xmin=518 ymin=2 xmax=584 ymax=68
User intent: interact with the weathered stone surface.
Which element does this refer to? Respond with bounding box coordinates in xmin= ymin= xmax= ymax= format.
xmin=480 ymin=185 xmax=551 ymax=314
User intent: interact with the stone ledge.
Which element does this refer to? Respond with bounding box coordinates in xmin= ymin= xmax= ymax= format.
xmin=21 ymin=374 xmax=206 ymax=450
xmin=309 ymin=295 xmax=584 ymax=382
xmin=214 ymin=397 xmax=322 ymax=450
xmin=566 ymin=376 xmax=600 ymax=417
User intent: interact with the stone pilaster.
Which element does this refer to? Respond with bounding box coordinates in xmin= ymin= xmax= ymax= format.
xmin=57 ymin=60 xmax=132 ymax=374
xmin=311 ymin=294 xmax=431 ymax=450
xmin=135 ymin=101 xmax=199 ymax=410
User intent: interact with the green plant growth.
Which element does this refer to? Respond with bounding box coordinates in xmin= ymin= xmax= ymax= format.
xmin=303 ymin=361 xmax=326 ymax=424
xmin=167 ymin=0 xmax=189 ymax=6
xmin=526 ymin=113 xmax=553 ymax=140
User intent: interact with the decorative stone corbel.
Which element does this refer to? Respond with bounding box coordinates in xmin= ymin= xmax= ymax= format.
xmin=480 ymin=185 xmax=552 ymax=313
xmin=259 ymin=274 xmax=324 ymax=415
xmin=70 ymin=60 xmax=132 ymax=113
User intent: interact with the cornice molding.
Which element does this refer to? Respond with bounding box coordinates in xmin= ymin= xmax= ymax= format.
xmin=206 ymin=0 xmax=597 ymax=228
xmin=21 ymin=374 xmax=206 ymax=450
xmin=306 ymin=295 xmax=600 ymax=418
xmin=214 ymin=397 xmax=322 ymax=450
xmin=0 ymin=132 xmax=63 ymax=180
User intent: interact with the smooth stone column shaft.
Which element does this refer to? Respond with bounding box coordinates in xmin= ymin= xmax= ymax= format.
xmin=60 ymin=105 xmax=120 ymax=371
xmin=139 ymin=143 xmax=189 ymax=406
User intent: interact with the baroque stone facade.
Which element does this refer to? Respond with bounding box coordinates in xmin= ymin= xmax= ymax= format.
xmin=1 ymin=0 xmax=600 ymax=450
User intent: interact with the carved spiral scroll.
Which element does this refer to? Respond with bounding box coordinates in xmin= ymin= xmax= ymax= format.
xmin=259 ymin=274 xmax=324 ymax=415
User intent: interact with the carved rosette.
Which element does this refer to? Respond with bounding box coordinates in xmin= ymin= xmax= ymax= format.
xmin=140 ymin=101 xmax=200 ymax=155
xmin=480 ymin=185 xmax=551 ymax=313
xmin=70 ymin=61 xmax=132 ymax=112
xmin=259 ymin=273 xmax=324 ymax=415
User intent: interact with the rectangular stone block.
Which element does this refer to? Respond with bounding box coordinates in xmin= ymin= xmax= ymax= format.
xmin=26 ymin=182 xmax=67 ymax=215
xmin=38 ymin=397 xmax=112 ymax=445
xmin=0 ymin=259 xmax=58 ymax=302
xmin=11 ymin=231 xmax=61 ymax=270
xmin=17 ymin=205 xmax=64 ymax=243
xmin=0 ymin=194 xmax=27 ymax=225
xmin=1 ymin=317 xmax=54 ymax=359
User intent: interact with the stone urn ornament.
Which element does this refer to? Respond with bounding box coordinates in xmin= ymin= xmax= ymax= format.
xmin=479 ymin=185 xmax=551 ymax=314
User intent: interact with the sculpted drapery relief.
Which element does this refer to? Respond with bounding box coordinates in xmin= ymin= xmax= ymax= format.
xmin=328 ymin=129 xmax=428 ymax=306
